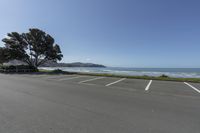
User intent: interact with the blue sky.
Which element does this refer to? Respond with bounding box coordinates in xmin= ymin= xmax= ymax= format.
xmin=0 ymin=0 xmax=200 ymax=67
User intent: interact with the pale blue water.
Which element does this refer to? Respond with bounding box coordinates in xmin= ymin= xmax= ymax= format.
xmin=39 ymin=67 xmax=200 ymax=78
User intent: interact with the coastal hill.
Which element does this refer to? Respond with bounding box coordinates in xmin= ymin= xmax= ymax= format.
xmin=41 ymin=62 xmax=106 ymax=67
xmin=4 ymin=60 xmax=106 ymax=68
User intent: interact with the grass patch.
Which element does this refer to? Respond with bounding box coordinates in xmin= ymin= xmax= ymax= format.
xmin=38 ymin=69 xmax=200 ymax=83
xmin=77 ymin=72 xmax=200 ymax=83
xmin=39 ymin=69 xmax=77 ymax=75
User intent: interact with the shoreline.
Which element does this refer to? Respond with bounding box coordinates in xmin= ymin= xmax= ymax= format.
xmin=39 ymin=69 xmax=200 ymax=83
xmin=39 ymin=67 xmax=200 ymax=79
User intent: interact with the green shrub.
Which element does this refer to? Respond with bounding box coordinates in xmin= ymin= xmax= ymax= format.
xmin=0 ymin=65 xmax=38 ymax=72
xmin=160 ymin=74 xmax=169 ymax=78
xmin=51 ymin=69 xmax=64 ymax=73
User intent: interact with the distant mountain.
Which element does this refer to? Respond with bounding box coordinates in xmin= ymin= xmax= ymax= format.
xmin=40 ymin=62 xmax=106 ymax=67
xmin=4 ymin=60 xmax=106 ymax=67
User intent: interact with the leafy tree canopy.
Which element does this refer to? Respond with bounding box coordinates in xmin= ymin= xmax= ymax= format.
xmin=2 ymin=28 xmax=63 ymax=68
xmin=0 ymin=47 xmax=10 ymax=65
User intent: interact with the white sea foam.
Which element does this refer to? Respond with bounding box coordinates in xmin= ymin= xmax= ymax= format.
xmin=39 ymin=67 xmax=200 ymax=78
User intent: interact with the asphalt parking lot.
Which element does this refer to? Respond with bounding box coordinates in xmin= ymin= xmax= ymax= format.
xmin=0 ymin=74 xmax=199 ymax=133
xmin=21 ymin=74 xmax=200 ymax=97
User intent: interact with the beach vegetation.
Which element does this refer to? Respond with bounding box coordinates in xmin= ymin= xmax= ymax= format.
xmin=37 ymin=69 xmax=200 ymax=83
xmin=1 ymin=28 xmax=63 ymax=69
xmin=159 ymin=74 xmax=169 ymax=78
xmin=0 ymin=47 xmax=10 ymax=65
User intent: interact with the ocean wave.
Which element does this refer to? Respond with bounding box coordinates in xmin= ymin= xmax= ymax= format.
xmin=39 ymin=67 xmax=200 ymax=78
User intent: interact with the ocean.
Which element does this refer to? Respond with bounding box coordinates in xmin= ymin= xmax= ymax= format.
xmin=39 ymin=67 xmax=200 ymax=78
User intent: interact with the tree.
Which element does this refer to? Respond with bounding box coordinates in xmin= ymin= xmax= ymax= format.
xmin=2 ymin=28 xmax=63 ymax=68
xmin=0 ymin=47 xmax=10 ymax=65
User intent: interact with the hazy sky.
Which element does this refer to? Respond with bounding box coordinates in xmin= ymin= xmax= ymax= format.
xmin=0 ymin=0 xmax=200 ymax=67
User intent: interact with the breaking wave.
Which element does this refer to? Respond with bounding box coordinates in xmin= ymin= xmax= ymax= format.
xmin=39 ymin=67 xmax=200 ymax=78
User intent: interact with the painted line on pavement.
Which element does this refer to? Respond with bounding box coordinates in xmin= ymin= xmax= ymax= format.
xmin=58 ymin=76 xmax=85 ymax=81
xmin=184 ymin=82 xmax=200 ymax=93
xmin=145 ymin=80 xmax=153 ymax=91
xmin=31 ymin=75 xmax=50 ymax=78
xmin=105 ymin=78 xmax=126 ymax=87
xmin=43 ymin=75 xmax=66 ymax=80
xmin=79 ymin=77 xmax=105 ymax=84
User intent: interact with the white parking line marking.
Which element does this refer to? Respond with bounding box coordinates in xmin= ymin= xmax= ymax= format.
xmin=145 ymin=80 xmax=152 ymax=91
xmin=105 ymin=78 xmax=126 ymax=87
xmin=31 ymin=75 xmax=50 ymax=78
xmin=43 ymin=76 xmax=66 ymax=80
xmin=58 ymin=76 xmax=85 ymax=81
xmin=184 ymin=82 xmax=200 ymax=93
xmin=79 ymin=77 xmax=105 ymax=83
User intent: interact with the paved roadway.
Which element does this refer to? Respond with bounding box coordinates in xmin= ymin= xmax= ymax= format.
xmin=0 ymin=74 xmax=199 ymax=133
